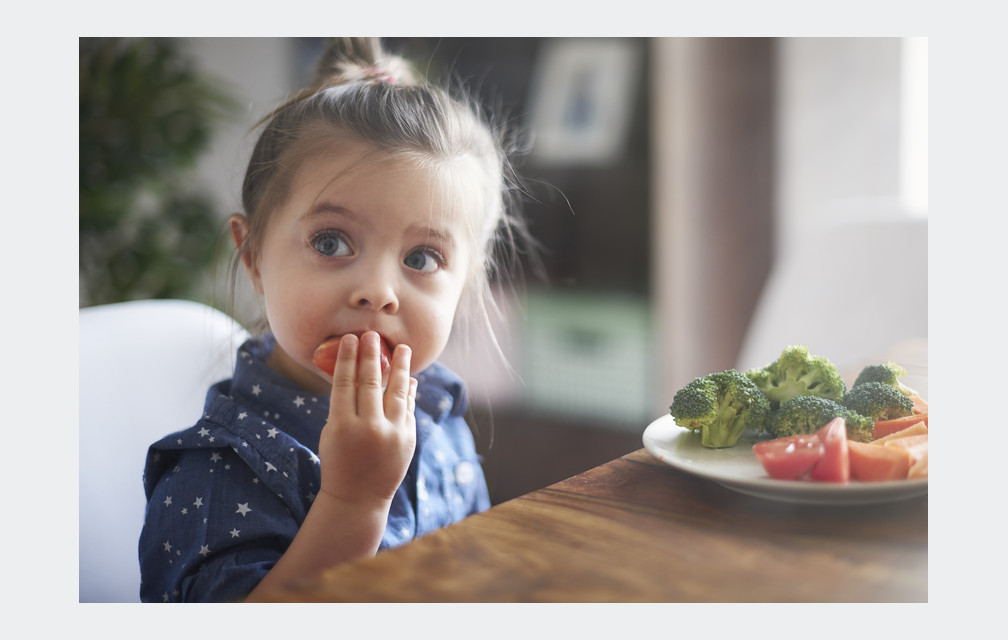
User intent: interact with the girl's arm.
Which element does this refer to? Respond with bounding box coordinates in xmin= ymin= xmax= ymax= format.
xmin=245 ymin=332 xmax=417 ymax=600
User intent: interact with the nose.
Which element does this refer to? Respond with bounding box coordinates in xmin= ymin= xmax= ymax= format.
xmin=349 ymin=263 xmax=399 ymax=313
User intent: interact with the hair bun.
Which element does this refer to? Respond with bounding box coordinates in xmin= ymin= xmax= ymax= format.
xmin=313 ymin=37 xmax=417 ymax=87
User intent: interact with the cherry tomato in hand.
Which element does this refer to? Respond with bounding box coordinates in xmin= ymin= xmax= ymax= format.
xmin=313 ymin=336 xmax=392 ymax=378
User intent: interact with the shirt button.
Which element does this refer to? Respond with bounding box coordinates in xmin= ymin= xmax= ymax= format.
xmin=454 ymin=461 xmax=475 ymax=486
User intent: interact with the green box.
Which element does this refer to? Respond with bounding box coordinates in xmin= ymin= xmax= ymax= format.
xmin=520 ymin=292 xmax=654 ymax=428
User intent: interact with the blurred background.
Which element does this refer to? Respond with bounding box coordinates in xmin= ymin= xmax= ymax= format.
xmin=79 ymin=37 xmax=928 ymax=504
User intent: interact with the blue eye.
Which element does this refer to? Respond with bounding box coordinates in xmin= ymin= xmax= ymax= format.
xmin=311 ymin=231 xmax=351 ymax=257
xmin=403 ymin=248 xmax=441 ymax=273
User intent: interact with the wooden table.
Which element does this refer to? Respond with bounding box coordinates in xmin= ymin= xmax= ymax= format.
xmin=251 ymin=448 xmax=927 ymax=602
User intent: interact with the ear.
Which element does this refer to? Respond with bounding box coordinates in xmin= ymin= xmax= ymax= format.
xmin=229 ymin=214 xmax=264 ymax=295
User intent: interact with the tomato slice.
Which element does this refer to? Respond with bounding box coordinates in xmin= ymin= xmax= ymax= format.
xmin=312 ymin=336 xmax=393 ymax=377
xmin=753 ymin=434 xmax=824 ymax=480
xmin=312 ymin=338 xmax=341 ymax=375
xmin=810 ymin=417 xmax=850 ymax=483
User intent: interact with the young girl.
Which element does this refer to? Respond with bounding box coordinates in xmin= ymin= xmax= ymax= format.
xmin=138 ymin=38 xmax=529 ymax=603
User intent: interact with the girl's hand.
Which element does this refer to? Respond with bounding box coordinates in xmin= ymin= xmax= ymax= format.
xmin=317 ymin=331 xmax=418 ymax=507
xmin=246 ymin=332 xmax=416 ymax=600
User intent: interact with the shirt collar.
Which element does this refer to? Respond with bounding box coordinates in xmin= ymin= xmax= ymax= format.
xmin=230 ymin=334 xmax=329 ymax=452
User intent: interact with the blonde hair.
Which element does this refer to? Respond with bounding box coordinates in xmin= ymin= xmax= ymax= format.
xmin=232 ymin=37 xmax=532 ymax=363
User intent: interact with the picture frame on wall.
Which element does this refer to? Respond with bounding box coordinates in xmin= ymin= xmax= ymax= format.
xmin=526 ymin=38 xmax=642 ymax=166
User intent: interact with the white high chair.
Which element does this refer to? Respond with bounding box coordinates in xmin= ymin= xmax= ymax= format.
xmin=78 ymin=299 xmax=249 ymax=602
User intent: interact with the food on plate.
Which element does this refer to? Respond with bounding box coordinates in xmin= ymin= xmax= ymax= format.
xmin=752 ymin=417 xmax=850 ymax=483
xmin=752 ymin=434 xmax=824 ymax=480
xmin=665 ymin=343 xmax=928 ymax=483
xmin=808 ymin=417 xmax=850 ymax=483
xmin=847 ymin=441 xmax=912 ymax=481
xmin=668 ymin=369 xmax=770 ymax=448
xmin=851 ymin=361 xmax=918 ymax=397
xmin=871 ymin=421 xmax=927 ymax=443
xmin=909 ymin=394 xmax=928 ymax=414
xmin=756 ymin=424 xmax=928 ymax=484
xmin=745 ymin=345 xmax=847 ymax=410
xmin=907 ymin=450 xmax=928 ymax=479
xmin=882 ymin=434 xmax=928 ymax=464
xmin=841 ymin=381 xmax=914 ymax=422
xmin=872 ymin=415 xmax=928 ymax=440
xmin=753 ymin=412 xmax=928 ymax=483
xmin=768 ymin=395 xmax=874 ymax=442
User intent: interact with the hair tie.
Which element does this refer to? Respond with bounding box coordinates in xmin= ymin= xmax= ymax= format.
xmin=365 ymin=65 xmax=396 ymax=84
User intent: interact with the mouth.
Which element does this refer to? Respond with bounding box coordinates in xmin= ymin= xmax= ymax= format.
xmin=312 ymin=332 xmax=393 ymax=377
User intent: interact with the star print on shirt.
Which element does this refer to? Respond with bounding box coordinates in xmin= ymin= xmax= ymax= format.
xmin=193 ymin=497 xmax=204 ymax=509
xmin=139 ymin=335 xmax=491 ymax=603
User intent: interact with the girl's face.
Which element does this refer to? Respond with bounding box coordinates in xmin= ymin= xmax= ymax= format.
xmin=234 ymin=140 xmax=473 ymax=395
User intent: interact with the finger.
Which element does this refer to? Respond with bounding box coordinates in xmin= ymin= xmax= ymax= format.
xmin=330 ymin=334 xmax=359 ymax=413
xmin=383 ymin=344 xmax=413 ymax=423
xmin=408 ymin=377 xmax=418 ymax=416
xmin=356 ymin=331 xmax=385 ymax=417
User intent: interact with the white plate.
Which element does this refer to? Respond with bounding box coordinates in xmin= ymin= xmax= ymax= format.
xmin=642 ymin=414 xmax=928 ymax=505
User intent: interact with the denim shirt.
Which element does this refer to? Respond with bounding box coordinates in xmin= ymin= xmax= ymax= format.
xmin=138 ymin=334 xmax=490 ymax=602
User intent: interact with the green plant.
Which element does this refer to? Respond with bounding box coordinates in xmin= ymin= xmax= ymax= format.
xmin=79 ymin=38 xmax=236 ymax=306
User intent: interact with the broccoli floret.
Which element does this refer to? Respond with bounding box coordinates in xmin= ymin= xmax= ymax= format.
xmin=852 ymin=361 xmax=917 ymax=397
xmin=669 ymin=369 xmax=771 ymax=448
xmin=769 ymin=395 xmax=875 ymax=443
xmin=841 ymin=381 xmax=914 ymax=422
xmin=745 ymin=345 xmax=847 ymax=410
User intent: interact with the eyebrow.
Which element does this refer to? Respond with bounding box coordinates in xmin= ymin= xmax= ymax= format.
xmin=301 ymin=202 xmax=456 ymax=248
xmin=299 ymin=202 xmax=352 ymax=222
xmin=406 ymin=223 xmax=456 ymax=249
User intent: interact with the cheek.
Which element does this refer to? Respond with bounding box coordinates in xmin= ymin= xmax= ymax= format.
xmin=408 ymin=289 xmax=465 ymax=373
xmin=258 ymin=270 xmax=326 ymax=353
xmin=262 ymin=294 xmax=315 ymax=350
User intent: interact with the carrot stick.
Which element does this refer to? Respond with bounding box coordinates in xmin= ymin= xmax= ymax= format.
xmin=872 ymin=422 xmax=928 ymax=443
xmin=883 ymin=435 xmax=928 ymax=463
xmin=908 ymin=449 xmax=928 ymax=479
xmin=909 ymin=394 xmax=928 ymax=414
xmin=848 ymin=441 xmax=912 ymax=482
xmin=873 ymin=413 xmax=928 ymax=439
